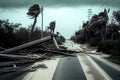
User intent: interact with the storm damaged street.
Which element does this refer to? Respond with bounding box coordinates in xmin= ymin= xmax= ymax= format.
xmin=0 ymin=40 xmax=120 ymax=80
xmin=0 ymin=0 xmax=120 ymax=80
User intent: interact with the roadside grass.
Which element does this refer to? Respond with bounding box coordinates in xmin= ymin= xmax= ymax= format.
xmin=105 ymin=56 xmax=120 ymax=65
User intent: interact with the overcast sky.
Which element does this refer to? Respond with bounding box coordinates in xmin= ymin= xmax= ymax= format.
xmin=0 ymin=0 xmax=120 ymax=8
xmin=0 ymin=0 xmax=120 ymax=39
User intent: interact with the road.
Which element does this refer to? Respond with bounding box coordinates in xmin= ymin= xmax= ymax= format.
xmin=52 ymin=56 xmax=86 ymax=80
xmin=0 ymin=40 xmax=120 ymax=80
xmin=89 ymin=54 xmax=120 ymax=80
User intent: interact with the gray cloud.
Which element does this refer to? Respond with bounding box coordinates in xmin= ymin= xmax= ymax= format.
xmin=0 ymin=0 xmax=33 ymax=8
xmin=0 ymin=0 xmax=120 ymax=8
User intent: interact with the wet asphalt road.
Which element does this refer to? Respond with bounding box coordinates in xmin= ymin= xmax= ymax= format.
xmin=90 ymin=55 xmax=120 ymax=80
xmin=0 ymin=54 xmax=120 ymax=80
xmin=52 ymin=56 xmax=86 ymax=80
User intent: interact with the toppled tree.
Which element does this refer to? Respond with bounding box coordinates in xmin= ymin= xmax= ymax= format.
xmin=113 ymin=10 xmax=120 ymax=25
xmin=73 ymin=9 xmax=109 ymax=46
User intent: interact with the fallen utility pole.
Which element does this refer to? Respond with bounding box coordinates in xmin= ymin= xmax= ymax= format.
xmin=0 ymin=36 xmax=51 ymax=54
xmin=52 ymin=36 xmax=60 ymax=49
xmin=34 ymin=48 xmax=76 ymax=56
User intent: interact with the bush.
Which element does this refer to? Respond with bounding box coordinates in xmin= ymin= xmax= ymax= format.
xmin=56 ymin=36 xmax=65 ymax=45
xmin=97 ymin=40 xmax=120 ymax=56
xmin=89 ymin=38 xmax=101 ymax=47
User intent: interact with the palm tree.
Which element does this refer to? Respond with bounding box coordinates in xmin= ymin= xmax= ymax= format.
xmin=27 ymin=4 xmax=40 ymax=41
xmin=113 ymin=10 xmax=120 ymax=25
xmin=98 ymin=9 xmax=109 ymax=41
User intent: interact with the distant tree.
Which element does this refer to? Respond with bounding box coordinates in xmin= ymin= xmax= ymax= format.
xmin=113 ymin=10 xmax=120 ymax=25
xmin=0 ymin=19 xmax=21 ymax=48
xmin=15 ymin=27 xmax=29 ymax=44
xmin=98 ymin=9 xmax=109 ymax=41
xmin=91 ymin=14 xmax=98 ymax=22
xmin=27 ymin=4 xmax=41 ymax=41
xmin=0 ymin=19 xmax=65 ymax=48
xmin=32 ymin=27 xmax=42 ymax=40
xmin=109 ymin=10 xmax=120 ymax=40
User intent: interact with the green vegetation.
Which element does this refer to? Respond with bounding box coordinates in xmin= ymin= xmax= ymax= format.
xmin=0 ymin=4 xmax=65 ymax=50
xmin=72 ymin=9 xmax=120 ymax=56
xmin=27 ymin=4 xmax=40 ymax=41
xmin=0 ymin=19 xmax=65 ymax=49
xmin=97 ymin=40 xmax=120 ymax=56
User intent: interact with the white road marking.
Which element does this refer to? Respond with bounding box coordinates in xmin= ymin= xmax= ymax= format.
xmin=89 ymin=54 xmax=120 ymax=71
xmin=78 ymin=55 xmax=95 ymax=80
xmin=86 ymin=55 xmax=112 ymax=80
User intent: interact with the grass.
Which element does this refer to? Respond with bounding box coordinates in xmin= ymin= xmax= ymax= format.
xmin=105 ymin=56 xmax=120 ymax=65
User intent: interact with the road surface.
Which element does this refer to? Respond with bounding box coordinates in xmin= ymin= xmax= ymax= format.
xmin=52 ymin=56 xmax=86 ymax=80
xmin=0 ymin=40 xmax=120 ymax=80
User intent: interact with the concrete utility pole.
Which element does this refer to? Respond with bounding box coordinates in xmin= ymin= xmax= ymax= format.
xmin=0 ymin=36 xmax=52 ymax=54
xmin=53 ymin=37 xmax=60 ymax=49
xmin=41 ymin=6 xmax=44 ymax=38
xmin=88 ymin=9 xmax=92 ymax=21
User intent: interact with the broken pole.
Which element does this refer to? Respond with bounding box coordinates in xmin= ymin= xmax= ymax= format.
xmin=52 ymin=37 xmax=60 ymax=49
xmin=34 ymin=48 xmax=76 ymax=56
xmin=0 ymin=36 xmax=52 ymax=54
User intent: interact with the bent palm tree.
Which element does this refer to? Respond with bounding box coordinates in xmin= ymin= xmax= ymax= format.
xmin=27 ymin=4 xmax=40 ymax=41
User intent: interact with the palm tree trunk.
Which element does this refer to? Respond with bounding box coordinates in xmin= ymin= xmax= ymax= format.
xmin=84 ymin=29 xmax=88 ymax=41
xmin=111 ymin=29 xmax=114 ymax=40
xmin=101 ymin=26 xmax=104 ymax=41
xmin=29 ymin=17 xmax=37 ymax=41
